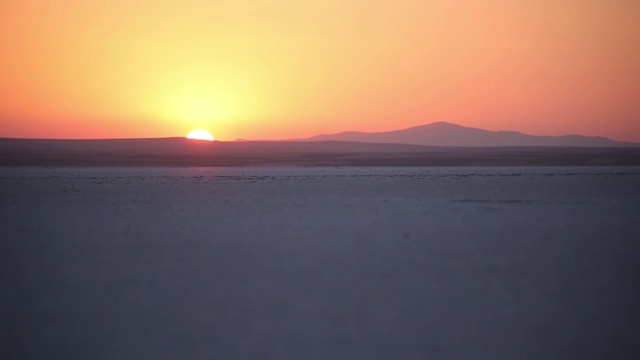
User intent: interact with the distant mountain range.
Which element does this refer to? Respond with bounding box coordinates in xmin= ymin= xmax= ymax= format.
xmin=307 ymin=122 xmax=635 ymax=147
xmin=1 ymin=122 xmax=638 ymax=167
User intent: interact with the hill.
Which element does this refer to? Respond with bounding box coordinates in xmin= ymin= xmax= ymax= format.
xmin=308 ymin=122 xmax=635 ymax=147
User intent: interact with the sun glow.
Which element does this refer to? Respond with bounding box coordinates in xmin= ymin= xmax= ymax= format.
xmin=186 ymin=130 xmax=215 ymax=141
xmin=1 ymin=1 xmax=639 ymax=142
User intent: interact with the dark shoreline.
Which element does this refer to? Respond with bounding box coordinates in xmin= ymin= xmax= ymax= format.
xmin=2 ymin=138 xmax=640 ymax=166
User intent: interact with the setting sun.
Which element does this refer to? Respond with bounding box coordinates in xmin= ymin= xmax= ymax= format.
xmin=186 ymin=130 xmax=215 ymax=141
xmin=1 ymin=1 xmax=639 ymax=142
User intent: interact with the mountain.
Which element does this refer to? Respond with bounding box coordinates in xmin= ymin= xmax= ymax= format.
xmin=307 ymin=122 xmax=635 ymax=147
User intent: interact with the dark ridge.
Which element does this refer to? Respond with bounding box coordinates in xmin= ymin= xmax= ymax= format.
xmin=307 ymin=121 xmax=637 ymax=147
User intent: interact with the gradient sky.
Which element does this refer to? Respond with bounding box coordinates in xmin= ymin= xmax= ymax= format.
xmin=1 ymin=0 xmax=639 ymax=141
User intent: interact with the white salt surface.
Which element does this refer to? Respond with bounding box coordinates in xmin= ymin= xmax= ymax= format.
xmin=2 ymin=167 xmax=640 ymax=359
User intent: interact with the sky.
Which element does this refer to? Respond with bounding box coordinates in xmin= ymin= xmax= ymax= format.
xmin=1 ymin=0 xmax=639 ymax=141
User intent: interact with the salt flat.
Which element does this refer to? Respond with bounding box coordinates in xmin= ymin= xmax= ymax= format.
xmin=2 ymin=167 xmax=640 ymax=359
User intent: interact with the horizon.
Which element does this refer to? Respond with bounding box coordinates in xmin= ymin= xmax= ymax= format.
xmin=1 ymin=121 xmax=636 ymax=144
xmin=1 ymin=1 xmax=639 ymax=142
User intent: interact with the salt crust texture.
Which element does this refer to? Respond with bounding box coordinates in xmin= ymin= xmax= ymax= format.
xmin=2 ymin=167 xmax=640 ymax=359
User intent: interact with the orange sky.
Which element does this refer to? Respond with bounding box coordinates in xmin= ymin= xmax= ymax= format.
xmin=1 ymin=0 xmax=639 ymax=141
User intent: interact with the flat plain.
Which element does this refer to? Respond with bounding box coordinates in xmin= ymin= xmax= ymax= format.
xmin=2 ymin=138 xmax=640 ymax=166
xmin=2 ymin=166 xmax=640 ymax=359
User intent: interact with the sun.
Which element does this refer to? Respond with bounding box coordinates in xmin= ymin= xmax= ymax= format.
xmin=186 ymin=129 xmax=215 ymax=141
